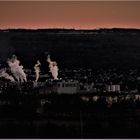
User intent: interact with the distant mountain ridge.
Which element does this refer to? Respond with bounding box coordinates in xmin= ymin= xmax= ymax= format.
xmin=1 ymin=28 xmax=140 ymax=33
xmin=0 ymin=28 xmax=140 ymax=70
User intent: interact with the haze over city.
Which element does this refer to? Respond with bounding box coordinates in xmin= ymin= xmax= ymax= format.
xmin=0 ymin=1 xmax=140 ymax=29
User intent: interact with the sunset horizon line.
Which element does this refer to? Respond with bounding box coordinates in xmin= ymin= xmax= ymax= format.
xmin=1 ymin=27 xmax=140 ymax=30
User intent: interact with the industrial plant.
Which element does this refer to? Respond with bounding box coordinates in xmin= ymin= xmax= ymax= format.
xmin=0 ymin=29 xmax=140 ymax=138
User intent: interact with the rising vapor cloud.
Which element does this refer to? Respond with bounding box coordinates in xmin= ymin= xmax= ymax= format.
xmin=0 ymin=68 xmax=15 ymax=82
xmin=47 ymin=55 xmax=59 ymax=80
xmin=34 ymin=60 xmax=41 ymax=82
xmin=7 ymin=55 xmax=27 ymax=82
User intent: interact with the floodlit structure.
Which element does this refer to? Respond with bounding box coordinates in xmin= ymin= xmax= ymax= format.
xmin=106 ymin=84 xmax=120 ymax=93
xmin=54 ymin=80 xmax=79 ymax=94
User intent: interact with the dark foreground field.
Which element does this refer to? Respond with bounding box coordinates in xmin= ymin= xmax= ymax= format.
xmin=0 ymin=94 xmax=140 ymax=138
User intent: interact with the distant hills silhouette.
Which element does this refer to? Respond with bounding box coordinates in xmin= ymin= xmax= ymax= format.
xmin=0 ymin=28 xmax=140 ymax=70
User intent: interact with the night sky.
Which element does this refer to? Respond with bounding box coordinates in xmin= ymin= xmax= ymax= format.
xmin=0 ymin=1 xmax=140 ymax=29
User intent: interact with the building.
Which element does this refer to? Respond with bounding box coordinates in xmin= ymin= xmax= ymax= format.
xmin=54 ymin=80 xmax=79 ymax=94
xmin=106 ymin=84 xmax=120 ymax=93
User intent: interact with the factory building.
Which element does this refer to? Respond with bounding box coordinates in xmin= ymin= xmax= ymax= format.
xmin=54 ymin=80 xmax=79 ymax=94
xmin=106 ymin=84 xmax=120 ymax=93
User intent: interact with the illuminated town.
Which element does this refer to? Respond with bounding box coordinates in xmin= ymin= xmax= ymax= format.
xmin=0 ymin=28 xmax=140 ymax=138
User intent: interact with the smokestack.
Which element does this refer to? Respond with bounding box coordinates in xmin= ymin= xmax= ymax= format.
xmin=7 ymin=54 xmax=27 ymax=82
xmin=0 ymin=68 xmax=15 ymax=82
xmin=34 ymin=60 xmax=41 ymax=82
xmin=47 ymin=55 xmax=59 ymax=80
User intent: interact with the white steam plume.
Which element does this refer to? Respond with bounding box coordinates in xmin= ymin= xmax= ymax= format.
xmin=47 ymin=55 xmax=59 ymax=80
xmin=0 ymin=68 xmax=15 ymax=82
xmin=34 ymin=60 xmax=41 ymax=82
xmin=7 ymin=55 xmax=27 ymax=82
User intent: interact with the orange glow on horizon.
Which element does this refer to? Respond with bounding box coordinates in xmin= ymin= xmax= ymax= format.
xmin=0 ymin=1 xmax=140 ymax=30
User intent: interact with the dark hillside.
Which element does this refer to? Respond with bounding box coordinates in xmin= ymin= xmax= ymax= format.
xmin=0 ymin=28 xmax=140 ymax=69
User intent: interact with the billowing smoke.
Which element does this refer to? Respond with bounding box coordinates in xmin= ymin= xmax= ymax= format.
xmin=0 ymin=68 xmax=15 ymax=82
xmin=7 ymin=55 xmax=27 ymax=82
xmin=47 ymin=55 xmax=59 ymax=80
xmin=34 ymin=60 xmax=41 ymax=82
